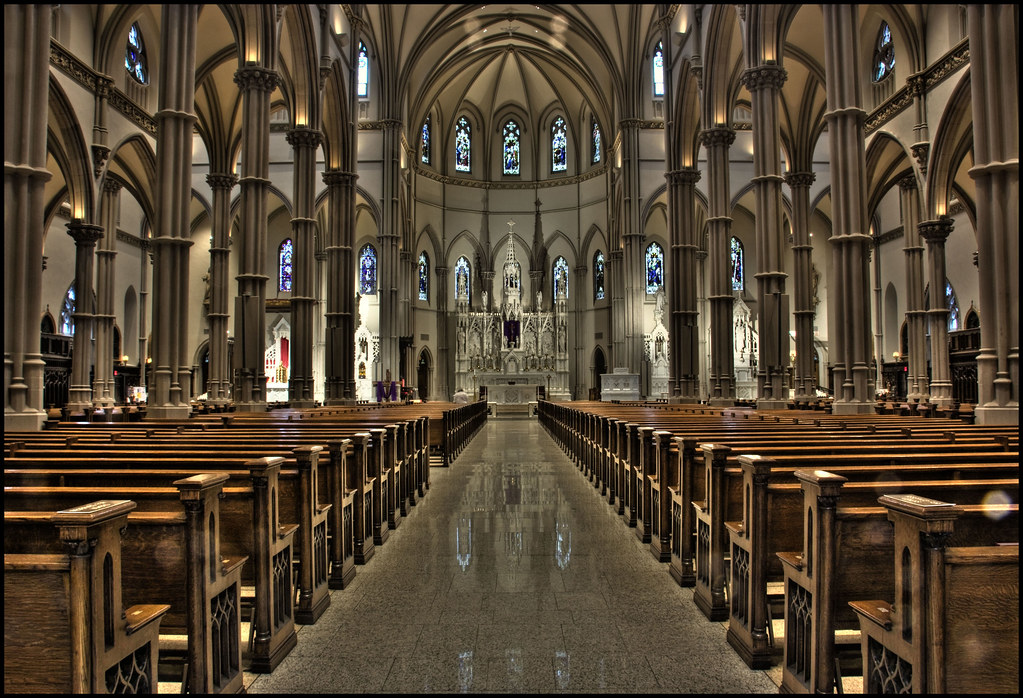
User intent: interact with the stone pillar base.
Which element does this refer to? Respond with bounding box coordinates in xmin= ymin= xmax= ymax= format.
xmin=975 ymin=406 xmax=1019 ymax=425
xmin=756 ymin=398 xmax=789 ymax=410
xmin=709 ymin=397 xmax=734 ymax=407
xmin=230 ymin=401 xmax=267 ymax=413
xmin=5 ymin=410 xmax=47 ymax=431
xmin=145 ymin=405 xmax=192 ymax=420
xmin=831 ymin=401 xmax=876 ymax=415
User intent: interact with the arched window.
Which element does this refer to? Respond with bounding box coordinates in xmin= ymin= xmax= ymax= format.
xmin=553 ymin=256 xmax=569 ymax=299
xmin=730 ymin=237 xmax=745 ymax=291
xmin=60 ymin=283 xmax=76 ymax=336
xmin=872 ymin=22 xmax=895 ymax=83
xmin=454 ymin=256 xmax=471 ymax=300
xmin=358 ymin=243 xmax=377 ymax=295
xmin=652 ymin=41 xmax=665 ymax=97
xmin=421 ymin=117 xmax=431 ymax=165
xmin=357 ymin=42 xmax=369 ymax=97
xmin=946 ymin=280 xmax=960 ymax=332
xmin=592 ymin=119 xmax=601 ymax=164
xmin=551 ymin=116 xmax=567 ymax=172
xmin=455 ymin=116 xmax=471 ymax=173
xmin=502 ymin=120 xmax=520 ymax=175
xmin=645 ymin=242 xmax=664 ymax=294
xmin=593 ymin=250 xmax=605 ymax=300
xmin=278 ymin=239 xmax=293 ymax=292
xmin=125 ymin=22 xmax=148 ymax=85
xmin=418 ymin=251 xmax=430 ymax=301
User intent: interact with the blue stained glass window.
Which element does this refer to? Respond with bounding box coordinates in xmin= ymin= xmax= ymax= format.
xmin=359 ymin=243 xmax=377 ymax=295
xmin=730 ymin=237 xmax=744 ymax=291
xmin=552 ymin=116 xmax=567 ymax=172
xmin=873 ymin=22 xmax=895 ymax=82
xmin=553 ymin=256 xmax=569 ymax=298
xmin=418 ymin=251 xmax=430 ymax=301
xmin=455 ymin=116 xmax=471 ymax=173
xmin=646 ymin=242 xmax=664 ymax=294
xmin=592 ymin=120 xmax=601 ymax=164
xmin=946 ymin=280 xmax=960 ymax=331
xmin=593 ymin=250 xmax=605 ymax=300
xmin=652 ymin=41 xmax=665 ymax=97
xmin=60 ymin=284 xmax=76 ymax=336
xmin=421 ymin=117 xmax=431 ymax=164
xmin=278 ymin=239 xmax=293 ymax=292
xmin=503 ymin=120 xmax=520 ymax=175
xmin=454 ymin=256 xmax=471 ymax=300
xmin=357 ymin=42 xmax=369 ymax=97
xmin=125 ymin=23 xmax=148 ymax=85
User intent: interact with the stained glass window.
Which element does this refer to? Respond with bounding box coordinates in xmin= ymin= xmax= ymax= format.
xmin=872 ymin=22 xmax=895 ymax=83
xmin=278 ymin=239 xmax=293 ymax=292
xmin=125 ymin=23 xmax=148 ymax=85
xmin=652 ymin=41 xmax=664 ymax=97
xmin=421 ymin=117 xmax=431 ymax=164
xmin=418 ymin=251 xmax=430 ymax=301
xmin=946 ymin=280 xmax=960 ymax=331
xmin=357 ymin=42 xmax=369 ymax=97
xmin=359 ymin=243 xmax=377 ymax=295
xmin=592 ymin=120 xmax=601 ymax=164
xmin=553 ymin=256 xmax=569 ymax=298
xmin=593 ymin=250 xmax=605 ymax=300
xmin=551 ymin=116 xmax=567 ymax=172
xmin=646 ymin=242 xmax=664 ymax=294
xmin=503 ymin=120 xmax=520 ymax=175
xmin=60 ymin=284 xmax=76 ymax=336
xmin=454 ymin=256 xmax=471 ymax=300
xmin=730 ymin=237 xmax=744 ymax=291
xmin=455 ymin=116 xmax=471 ymax=173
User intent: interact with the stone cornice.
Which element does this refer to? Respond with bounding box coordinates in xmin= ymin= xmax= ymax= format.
xmin=872 ymin=227 xmax=903 ymax=246
xmin=411 ymin=161 xmax=611 ymax=190
xmin=117 ymin=229 xmax=150 ymax=250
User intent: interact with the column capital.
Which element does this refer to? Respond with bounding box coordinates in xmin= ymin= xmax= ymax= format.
xmin=206 ymin=172 xmax=238 ymax=191
xmin=783 ymin=171 xmax=816 ymax=188
xmin=322 ymin=169 xmax=357 ymax=186
xmin=285 ymin=126 xmax=323 ymax=149
xmin=233 ymin=64 xmax=279 ymax=93
xmin=740 ymin=62 xmax=787 ymax=92
xmin=699 ymin=127 xmax=735 ymax=149
xmin=66 ymin=220 xmax=104 ymax=245
xmin=897 ymin=173 xmax=919 ymax=192
xmin=668 ymin=167 xmax=702 ymax=185
xmin=101 ymin=178 xmax=123 ymax=194
xmin=918 ymin=216 xmax=953 ymax=244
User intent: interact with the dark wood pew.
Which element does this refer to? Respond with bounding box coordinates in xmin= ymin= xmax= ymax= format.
xmin=848 ymin=494 xmax=1019 ymax=694
xmin=4 ymin=500 xmax=170 ymax=694
xmin=5 ymin=475 xmax=247 ymax=693
xmin=4 ymin=457 xmax=299 ymax=674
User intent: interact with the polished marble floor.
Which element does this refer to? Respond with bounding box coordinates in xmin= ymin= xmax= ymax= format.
xmin=245 ymin=417 xmax=781 ymax=694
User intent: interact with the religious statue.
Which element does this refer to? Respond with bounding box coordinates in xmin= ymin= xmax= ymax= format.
xmin=482 ymin=290 xmax=488 ymax=310
xmin=536 ymin=290 xmax=542 ymax=310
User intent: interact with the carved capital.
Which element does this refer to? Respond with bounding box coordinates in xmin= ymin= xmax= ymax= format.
xmin=907 ymin=73 xmax=927 ymax=98
xmin=101 ymin=177 xmax=122 ymax=195
xmin=918 ymin=216 xmax=953 ymax=244
xmin=233 ymin=65 xmax=279 ymax=93
xmin=699 ymin=127 xmax=735 ymax=149
xmin=911 ymin=142 xmax=930 ymax=176
xmin=206 ymin=172 xmax=239 ymax=191
xmin=897 ymin=173 xmax=918 ymax=192
xmin=286 ymin=126 xmax=323 ymax=149
xmin=66 ymin=221 xmax=104 ymax=246
xmin=740 ymin=63 xmax=787 ymax=92
xmin=92 ymin=144 xmax=110 ymax=177
xmin=322 ymin=169 xmax=356 ymax=186
xmin=783 ymin=171 xmax=816 ymax=188
xmin=668 ymin=167 xmax=702 ymax=186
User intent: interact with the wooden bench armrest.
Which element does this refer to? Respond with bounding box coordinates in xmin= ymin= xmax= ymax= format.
xmin=277 ymin=522 xmax=300 ymax=539
xmin=777 ymin=550 xmax=803 ymax=571
xmin=221 ymin=555 xmax=248 ymax=574
xmin=124 ymin=603 xmax=171 ymax=634
xmin=5 ymin=553 xmax=69 ymax=571
xmin=316 ymin=503 xmax=333 ymax=516
xmin=724 ymin=520 xmax=743 ymax=535
xmin=849 ymin=599 xmax=892 ymax=629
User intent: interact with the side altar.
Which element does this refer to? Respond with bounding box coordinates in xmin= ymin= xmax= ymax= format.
xmin=455 ymin=233 xmax=571 ymax=406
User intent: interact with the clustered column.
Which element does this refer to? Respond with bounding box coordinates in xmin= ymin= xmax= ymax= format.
xmin=286 ymin=126 xmax=322 ymax=407
xmin=919 ymin=216 xmax=954 ymax=406
xmin=822 ymin=4 xmax=875 ymax=413
xmin=619 ymin=120 xmax=646 ymax=374
xmin=322 ymin=169 xmax=357 ymax=404
xmin=668 ymin=167 xmax=701 ymax=402
xmin=785 ymin=171 xmax=817 ymax=404
xmin=65 ymin=220 xmax=104 ymax=414
xmin=93 ymin=179 xmax=122 ymax=408
xmin=434 ymin=265 xmax=450 ymax=400
xmin=378 ymin=119 xmax=403 ymax=381
xmin=898 ymin=175 xmax=929 ymax=402
xmin=701 ymin=126 xmax=737 ymax=405
xmin=205 ymin=173 xmax=237 ymax=406
xmin=742 ymin=62 xmax=790 ymax=408
xmin=4 ymin=4 xmax=52 ymax=430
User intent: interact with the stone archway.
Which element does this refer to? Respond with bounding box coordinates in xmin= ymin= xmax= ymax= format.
xmin=417 ymin=348 xmax=432 ymax=400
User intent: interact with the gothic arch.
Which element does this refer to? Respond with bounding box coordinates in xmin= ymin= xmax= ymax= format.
xmin=864 ymin=130 xmax=917 ymax=218
xmin=46 ymin=75 xmax=94 ymax=224
xmin=926 ymin=70 xmax=977 ymax=222
xmin=278 ymin=5 xmax=321 ymax=129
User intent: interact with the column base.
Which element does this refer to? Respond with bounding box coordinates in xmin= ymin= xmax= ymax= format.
xmin=145 ymin=404 xmax=192 ymax=420
xmin=4 ymin=410 xmax=47 ymax=431
xmin=290 ymin=399 xmax=316 ymax=408
xmin=756 ymin=398 xmax=789 ymax=410
xmin=233 ymin=400 xmax=268 ymax=413
xmin=709 ymin=397 xmax=734 ymax=407
xmin=831 ymin=401 xmax=876 ymax=415
xmin=975 ymin=406 xmax=1019 ymax=425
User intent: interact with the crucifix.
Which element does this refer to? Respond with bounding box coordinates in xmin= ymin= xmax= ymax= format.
xmin=507 ymin=219 xmax=515 ymax=233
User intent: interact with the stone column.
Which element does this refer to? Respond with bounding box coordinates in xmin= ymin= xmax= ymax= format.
xmin=322 ymin=169 xmax=357 ymax=404
xmin=93 ymin=179 xmax=122 ymax=408
xmin=66 ymin=221 xmax=104 ymax=414
xmin=668 ymin=167 xmax=701 ymax=402
xmin=785 ymin=171 xmax=817 ymax=403
xmin=968 ymin=5 xmax=1019 ymax=425
xmin=435 ymin=265 xmax=451 ymax=400
xmin=4 ymin=3 xmax=51 ymax=430
xmin=138 ymin=244 xmax=152 ymax=390
xmin=919 ymin=216 xmax=954 ymax=407
xmin=205 ymin=173 xmax=237 ymax=406
xmin=822 ymin=4 xmax=875 ymax=413
xmin=573 ymin=263 xmax=587 ymax=398
xmin=741 ymin=62 xmax=790 ymax=408
xmin=377 ymin=119 xmax=403 ymax=381
xmin=148 ymin=4 xmax=198 ymax=420
xmin=898 ymin=175 xmax=928 ymax=402
xmin=608 ymin=248 xmax=625 ymax=369
xmin=620 ymin=119 xmax=646 ymax=372
xmin=696 ymin=248 xmax=709 ymax=400
xmin=232 ymin=62 xmax=278 ymax=411
xmin=286 ymin=126 xmax=322 ymax=407
xmin=701 ymin=126 xmax=736 ymax=405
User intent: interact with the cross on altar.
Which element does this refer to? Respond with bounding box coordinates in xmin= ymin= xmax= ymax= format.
xmin=507 ymin=219 xmax=515 ymax=232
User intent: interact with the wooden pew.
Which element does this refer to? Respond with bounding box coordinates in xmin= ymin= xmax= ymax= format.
xmin=5 ymin=475 xmax=247 ymax=693
xmin=4 ymin=457 xmax=299 ymax=674
xmin=849 ymin=494 xmax=1019 ymax=694
xmin=4 ymin=500 xmax=170 ymax=694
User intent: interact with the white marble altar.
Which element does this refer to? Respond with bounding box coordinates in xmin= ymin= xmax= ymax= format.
xmin=601 ymin=368 xmax=641 ymax=401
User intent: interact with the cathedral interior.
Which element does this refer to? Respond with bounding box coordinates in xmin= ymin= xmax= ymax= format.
xmin=4 ymin=4 xmax=1018 ymax=429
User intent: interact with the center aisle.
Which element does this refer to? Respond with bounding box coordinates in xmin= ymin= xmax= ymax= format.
xmin=246 ymin=417 xmax=779 ymax=694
